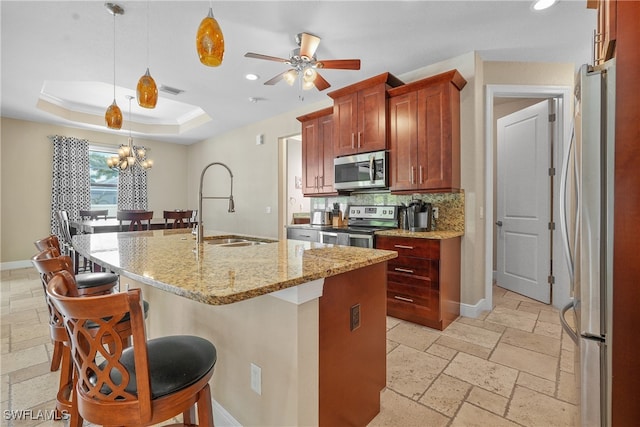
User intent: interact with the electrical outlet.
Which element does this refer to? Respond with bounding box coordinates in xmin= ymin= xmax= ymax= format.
xmin=350 ymin=304 xmax=361 ymax=331
xmin=265 ymin=206 xmax=271 ymax=214
xmin=432 ymin=207 xmax=439 ymax=219
xmin=250 ymin=363 xmax=262 ymax=395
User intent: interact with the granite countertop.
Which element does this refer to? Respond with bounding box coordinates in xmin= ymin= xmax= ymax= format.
xmin=72 ymin=229 xmax=397 ymax=305
xmin=374 ymin=229 xmax=464 ymax=239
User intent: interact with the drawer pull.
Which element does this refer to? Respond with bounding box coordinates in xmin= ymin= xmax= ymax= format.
xmin=394 ymin=244 xmax=414 ymax=250
xmin=394 ymin=295 xmax=414 ymax=303
xmin=394 ymin=267 xmax=415 ymax=274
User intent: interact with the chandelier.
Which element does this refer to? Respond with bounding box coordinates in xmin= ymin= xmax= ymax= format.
xmin=106 ymin=96 xmax=154 ymax=171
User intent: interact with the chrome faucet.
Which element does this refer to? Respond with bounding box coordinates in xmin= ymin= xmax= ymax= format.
xmin=197 ymin=162 xmax=235 ymax=244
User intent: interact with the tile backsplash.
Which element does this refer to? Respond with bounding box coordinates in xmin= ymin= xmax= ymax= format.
xmin=310 ymin=191 xmax=465 ymax=233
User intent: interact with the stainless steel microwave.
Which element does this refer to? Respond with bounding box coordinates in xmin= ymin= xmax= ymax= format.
xmin=334 ymin=150 xmax=388 ymax=191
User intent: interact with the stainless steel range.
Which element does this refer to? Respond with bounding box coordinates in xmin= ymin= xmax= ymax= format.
xmin=319 ymin=205 xmax=398 ymax=248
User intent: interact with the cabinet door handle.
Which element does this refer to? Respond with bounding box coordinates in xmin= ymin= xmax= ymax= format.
xmin=315 ymin=176 xmax=319 ymax=189
xmin=394 ymin=244 xmax=414 ymax=249
xmin=351 ymin=133 xmax=355 ymax=149
xmin=394 ymin=267 xmax=415 ymax=274
xmin=358 ymin=132 xmax=362 ymax=148
xmin=394 ymin=295 xmax=414 ymax=303
xmin=411 ymin=166 xmax=415 ymax=184
xmin=419 ymin=165 xmax=424 ymax=184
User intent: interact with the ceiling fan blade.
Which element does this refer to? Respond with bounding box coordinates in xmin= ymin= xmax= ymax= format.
xmin=299 ymin=33 xmax=321 ymax=59
xmin=313 ymin=73 xmax=331 ymax=91
xmin=244 ymin=52 xmax=290 ymax=63
xmin=316 ymin=59 xmax=361 ymax=70
xmin=264 ymin=70 xmax=288 ymax=86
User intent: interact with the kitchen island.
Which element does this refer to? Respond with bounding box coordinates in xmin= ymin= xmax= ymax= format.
xmin=72 ymin=229 xmax=397 ymax=426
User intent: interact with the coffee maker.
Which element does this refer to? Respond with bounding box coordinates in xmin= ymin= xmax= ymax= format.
xmin=400 ymin=198 xmax=432 ymax=232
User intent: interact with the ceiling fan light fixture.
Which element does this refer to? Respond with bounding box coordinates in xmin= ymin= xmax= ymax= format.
xmin=302 ymin=79 xmax=315 ymax=91
xmin=283 ymin=69 xmax=297 ymax=86
xmin=137 ymin=68 xmax=158 ymax=108
xmin=302 ymin=67 xmax=317 ymax=83
xmin=196 ymin=6 xmax=225 ymax=67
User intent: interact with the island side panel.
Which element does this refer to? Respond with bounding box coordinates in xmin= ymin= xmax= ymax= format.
xmin=319 ymin=262 xmax=388 ymax=426
xmin=126 ymin=277 xmax=319 ymax=427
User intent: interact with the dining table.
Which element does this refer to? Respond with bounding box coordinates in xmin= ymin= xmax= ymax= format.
xmin=70 ymin=218 xmax=193 ymax=234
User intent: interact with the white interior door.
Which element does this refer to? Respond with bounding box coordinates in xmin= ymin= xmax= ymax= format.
xmin=496 ymin=100 xmax=551 ymax=303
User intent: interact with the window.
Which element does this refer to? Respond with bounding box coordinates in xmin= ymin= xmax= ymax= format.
xmin=89 ymin=148 xmax=119 ymax=215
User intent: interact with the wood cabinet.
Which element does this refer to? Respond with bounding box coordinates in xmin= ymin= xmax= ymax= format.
xmin=329 ymin=72 xmax=403 ymax=157
xmin=588 ymin=0 xmax=617 ymax=64
xmin=376 ymin=235 xmax=460 ymax=330
xmin=297 ymin=107 xmax=337 ymax=195
xmin=388 ymin=70 xmax=466 ymax=193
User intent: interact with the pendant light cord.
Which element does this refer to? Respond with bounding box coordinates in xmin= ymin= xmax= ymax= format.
xmin=146 ymin=0 xmax=150 ymax=68
xmin=112 ymin=11 xmax=116 ymax=100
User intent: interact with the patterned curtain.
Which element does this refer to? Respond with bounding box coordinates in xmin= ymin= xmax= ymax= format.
xmin=49 ymin=135 xmax=91 ymax=238
xmin=117 ymin=154 xmax=149 ymax=210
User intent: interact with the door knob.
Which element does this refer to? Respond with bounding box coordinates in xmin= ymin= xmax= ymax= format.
xmin=496 ymin=221 xmax=503 ymax=227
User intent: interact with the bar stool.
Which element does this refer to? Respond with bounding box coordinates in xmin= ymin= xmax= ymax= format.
xmin=31 ymin=252 xmax=149 ymax=425
xmin=47 ymin=271 xmax=216 ymax=427
xmin=33 ymin=239 xmax=120 ymax=295
xmin=117 ymin=210 xmax=154 ymax=231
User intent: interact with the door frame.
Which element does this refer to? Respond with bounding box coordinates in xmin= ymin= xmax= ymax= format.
xmin=484 ymin=84 xmax=572 ymax=310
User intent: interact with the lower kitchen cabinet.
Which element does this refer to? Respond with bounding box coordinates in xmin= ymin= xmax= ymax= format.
xmin=376 ymin=235 xmax=460 ymax=330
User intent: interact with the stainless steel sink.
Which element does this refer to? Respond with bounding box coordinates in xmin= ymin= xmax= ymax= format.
xmin=207 ymin=236 xmax=275 ymax=247
xmin=207 ymin=238 xmax=250 ymax=245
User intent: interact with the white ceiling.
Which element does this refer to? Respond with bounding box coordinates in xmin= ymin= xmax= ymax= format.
xmin=1 ymin=1 xmax=596 ymax=145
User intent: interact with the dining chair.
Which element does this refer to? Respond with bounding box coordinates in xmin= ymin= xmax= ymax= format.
xmin=78 ymin=209 xmax=108 ymax=220
xmin=163 ymin=210 xmax=193 ymax=229
xmin=117 ymin=210 xmax=154 ymax=231
xmin=47 ymin=270 xmax=216 ymax=427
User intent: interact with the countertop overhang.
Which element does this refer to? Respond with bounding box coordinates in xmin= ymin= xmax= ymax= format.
xmin=72 ymin=229 xmax=397 ymax=305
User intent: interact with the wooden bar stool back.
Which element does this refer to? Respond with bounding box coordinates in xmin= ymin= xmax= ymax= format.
xmin=34 ymin=234 xmax=62 ymax=255
xmin=47 ymin=271 xmax=217 ymax=427
xmin=117 ymin=210 xmax=154 ymax=231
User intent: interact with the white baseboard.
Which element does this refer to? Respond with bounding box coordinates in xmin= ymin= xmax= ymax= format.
xmin=1 ymin=260 xmax=32 ymax=271
xmin=212 ymin=398 xmax=242 ymax=427
xmin=460 ymin=298 xmax=490 ymax=319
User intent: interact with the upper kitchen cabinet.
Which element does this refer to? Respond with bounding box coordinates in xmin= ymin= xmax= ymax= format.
xmin=588 ymin=0 xmax=617 ymax=64
xmin=388 ymin=70 xmax=466 ymax=193
xmin=328 ymin=72 xmax=404 ymax=157
xmin=297 ymin=107 xmax=337 ymax=196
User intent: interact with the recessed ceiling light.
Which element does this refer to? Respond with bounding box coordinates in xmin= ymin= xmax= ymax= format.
xmin=245 ymin=73 xmax=259 ymax=81
xmin=532 ymin=0 xmax=558 ymax=11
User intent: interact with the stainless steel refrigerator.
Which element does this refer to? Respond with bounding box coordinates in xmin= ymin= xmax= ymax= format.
xmin=559 ymin=59 xmax=615 ymax=427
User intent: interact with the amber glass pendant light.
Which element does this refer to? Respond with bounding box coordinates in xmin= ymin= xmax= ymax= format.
xmin=196 ymin=2 xmax=224 ymax=67
xmin=137 ymin=0 xmax=157 ymax=108
xmin=105 ymin=3 xmax=123 ymax=129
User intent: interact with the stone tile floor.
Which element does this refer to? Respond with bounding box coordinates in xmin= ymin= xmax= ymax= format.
xmin=1 ymin=267 xmax=577 ymax=426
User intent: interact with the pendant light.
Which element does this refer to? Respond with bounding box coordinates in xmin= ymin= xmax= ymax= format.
xmin=105 ymin=3 xmax=123 ymax=129
xmin=196 ymin=2 xmax=224 ymax=67
xmin=136 ymin=0 xmax=157 ymax=108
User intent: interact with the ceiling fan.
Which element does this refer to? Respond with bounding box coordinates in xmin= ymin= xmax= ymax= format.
xmin=244 ymin=32 xmax=361 ymax=91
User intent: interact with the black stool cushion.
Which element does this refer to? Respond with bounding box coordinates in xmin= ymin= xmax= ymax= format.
xmin=76 ymin=272 xmax=119 ymax=289
xmin=86 ymin=300 xmax=150 ymax=328
xmin=102 ymin=335 xmax=216 ymax=399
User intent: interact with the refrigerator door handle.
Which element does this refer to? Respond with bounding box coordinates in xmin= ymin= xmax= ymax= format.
xmin=560 ymin=301 xmax=579 ymax=345
xmin=559 ymin=126 xmax=575 ymax=285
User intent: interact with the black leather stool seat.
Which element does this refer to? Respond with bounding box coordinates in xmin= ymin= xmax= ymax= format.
xmin=76 ymin=272 xmax=118 ymax=289
xmin=99 ymin=335 xmax=217 ymax=399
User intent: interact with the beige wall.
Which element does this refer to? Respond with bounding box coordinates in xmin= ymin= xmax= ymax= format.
xmin=186 ymin=100 xmax=329 ymax=240
xmin=0 ymin=117 xmax=189 ymax=263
